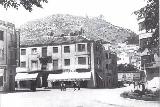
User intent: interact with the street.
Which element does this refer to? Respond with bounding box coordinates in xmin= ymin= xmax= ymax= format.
xmin=0 ymin=86 xmax=159 ymax=107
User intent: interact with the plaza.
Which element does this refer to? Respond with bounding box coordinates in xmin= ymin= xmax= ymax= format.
xmin=0 ymin=86 xmax=159 ymax=107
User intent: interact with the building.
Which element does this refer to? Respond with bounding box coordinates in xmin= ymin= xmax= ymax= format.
xmin=16 ymin=36 xmax=117 ymax=88
xmin=118 ymin=71 xmax=140 ymax=82
xmin=101 ymin=49 xmax=117 ymax=88
xmin=0 ymin=20 xmax=19 ymax=92
xmin=138 ymin=19 xmax=160 ymax=84
xmin=116 ymin=43 xmax=140 ymax=67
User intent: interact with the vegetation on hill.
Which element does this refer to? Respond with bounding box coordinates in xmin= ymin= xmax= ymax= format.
xmin=20 ymin=14 xmax=138 ymax=46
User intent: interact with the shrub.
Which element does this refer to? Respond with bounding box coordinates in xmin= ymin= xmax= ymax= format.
xmin=120 ymin=89 xmax=160 ymax=101
xmin=120 ymin=91 xmax=129 ymax=98
xmin=154 ymin=89 xmax=160 ymax=97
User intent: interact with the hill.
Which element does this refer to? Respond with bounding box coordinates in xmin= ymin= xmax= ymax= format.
xmin=20 ymin=14 xmax=138 ymax=45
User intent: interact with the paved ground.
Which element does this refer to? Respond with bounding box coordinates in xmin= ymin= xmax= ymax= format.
xmin=0 ymin=85 xmax=160 ymax=107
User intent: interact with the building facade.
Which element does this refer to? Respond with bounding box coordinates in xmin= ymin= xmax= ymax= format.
xmin=0 ymin=20 xmax=19 ymax=92
xmin=138 ymin=19 xmax=160 ymax=83
xmin=16 ymin=36 xmax=117 ymax=88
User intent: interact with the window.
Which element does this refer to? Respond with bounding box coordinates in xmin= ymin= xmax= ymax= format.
xmin=106 ymin=64 xmax=109 ymax=69
xmin=31 ymin=60 xmax=38 ymax=70
xmin=64 ymin=59 xmax=70 ymax=66
xmin=138 ymin=21 xmax=145 ymax=31
xmin=10 ymin=33 xmax=14 ymax=41
xmin=78 ymin=57 xmax=86 ymax=65
xmin=21 ymin=61 xmax=26 ymax=67
xmin=0 ymin=30 xmax=4 ymax=41
xmin=106 ymin=53 xmax=109 ymax=59
xmin=96 ymin=45 xmax=99 ymax=51
xmin=64 ymin=46 xmax=70 ymax=53
xmin=31 ymin=48 xmax=37 ymax=55
xmin=96 ymin=58 xmax=101 ymax=65
xmin=10 ymin=51 xmax=16 ymax=64
xmin=53 ymin=47 xmax=58 ymax=53
xmin=109 ymin=53 xmax=112 ymax=59
xmin=21 ymin=49 xmax=26 ymax=55
xmin=42 ymin=47 xmax=47 ymax=57
xmin=53 ymin=59 xmax=58 ymax=69
xmin=78 ymin=44 xmax=85 ymax=52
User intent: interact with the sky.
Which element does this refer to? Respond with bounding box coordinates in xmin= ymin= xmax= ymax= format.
xmin=0 ymin=0 xmax=146 ymax=33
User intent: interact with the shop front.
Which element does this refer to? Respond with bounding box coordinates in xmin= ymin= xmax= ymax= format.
xmin=15 ymin=73 xmax=39 ymax=91
xmin=47 ymin=72 xmax=91 ymax=88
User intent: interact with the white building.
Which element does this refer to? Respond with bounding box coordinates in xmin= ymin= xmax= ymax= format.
xmin=16 ymin=36 xmax=118 ymax=88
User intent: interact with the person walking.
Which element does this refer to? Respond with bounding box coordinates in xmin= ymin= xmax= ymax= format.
xmin=60 ymin=82 xmax=63 ymax=91
xmin=73 ymin=81 xmax=77 ymax=91
xmin=63 ymin=83 xmax=66 ymax=91
xmin=77 ymin=82 xmax=80 ymax=90
xmin=133 ymin=81 xmax=135 ymax=89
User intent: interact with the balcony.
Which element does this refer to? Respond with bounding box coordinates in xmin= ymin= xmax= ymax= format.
xmin=39 ymin=56 xmax=52 ymax=63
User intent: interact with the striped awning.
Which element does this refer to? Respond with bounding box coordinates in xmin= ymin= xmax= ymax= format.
xmin=15 ymin=73 xmax=38 ymax=81
xmin=48 ymin=72 xmax=91 ymax=81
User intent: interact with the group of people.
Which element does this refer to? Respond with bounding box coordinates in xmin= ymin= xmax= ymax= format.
xmin=60 ymin=81 xmax=81 ymax=91
xmin=130 ymin=81 xmax=145 ymax=92
xmin=60 ymin=82 xmax=66 ymax=91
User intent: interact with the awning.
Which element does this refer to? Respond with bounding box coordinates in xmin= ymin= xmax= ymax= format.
xmin=48 ymin=72 xmax=91 ymax=81
xmin=15 ymin=73 xmax=38 ymax=81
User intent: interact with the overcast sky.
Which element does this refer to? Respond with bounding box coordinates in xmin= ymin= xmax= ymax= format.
xmin=0 ymin=0 xmax=146 ymax=33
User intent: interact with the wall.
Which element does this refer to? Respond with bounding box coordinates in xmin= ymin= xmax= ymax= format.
xmin=0 ymin=20 xmax=17 ymax=92
xmin=20 ymin=42 xmax=91 ymax=72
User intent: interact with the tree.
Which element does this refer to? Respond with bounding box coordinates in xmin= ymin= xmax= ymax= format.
xmin=134 ymin=0 xmax=159 ymax=54
xmin=0 ymin=0 xmax=48 ymax=12
xmin=117 ymin=64 xmax=137 ymax=72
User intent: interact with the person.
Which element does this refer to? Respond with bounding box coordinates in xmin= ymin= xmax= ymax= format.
xmin=76 ymin=81 xmax=80 ymax=90
xmin=73 ymin=81 xmax=77 ymax=91
xmin=60 ymin=82 xmax=63 ymax=91
xmin=77 ymin=83 xmax=80 ymax=90
xmin=30 ymin=80 xmax=36 ymax=91
xmin=133 ymin=81 xmax=135 ymax=89
xmin=129 ymin=81 xmax=131 ymax=86
xmin=63 ymin=83 xmax=66 ymax=91
xmin=142 ymin=83 xmax=145 ymax=93
xmin=138 ymin=81 xmax=141 ymax=88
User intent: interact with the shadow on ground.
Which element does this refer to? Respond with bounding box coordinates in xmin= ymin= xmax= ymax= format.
xmin=0 ymin=89 xmax=51 ymax=94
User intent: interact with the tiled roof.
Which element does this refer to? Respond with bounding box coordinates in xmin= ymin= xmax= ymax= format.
xmin=20 ymin=35 xmax=93 ymax=47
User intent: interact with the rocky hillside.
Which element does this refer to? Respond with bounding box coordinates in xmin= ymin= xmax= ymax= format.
xmin=20 ymin=14 xmax=138 ymax=45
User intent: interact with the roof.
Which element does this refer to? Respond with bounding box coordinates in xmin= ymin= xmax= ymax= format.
xmin=0 ymin=20 xmax=15 ymax=28
xmin=20 ymin=35 xmax=94 ymax=47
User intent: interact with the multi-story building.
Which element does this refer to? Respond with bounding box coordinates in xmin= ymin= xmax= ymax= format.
xmin=0 ymin=20 xmax=19 ymax=92
xmin=116 ymin=43 xmax=140 ymax=68
xmin=138 ymin=19 xmax=160 ymax=82
xmin=16 ymin=36 xmax=117 ymax=88
xmin=101 ymin=50 xmax=117 ymax=88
